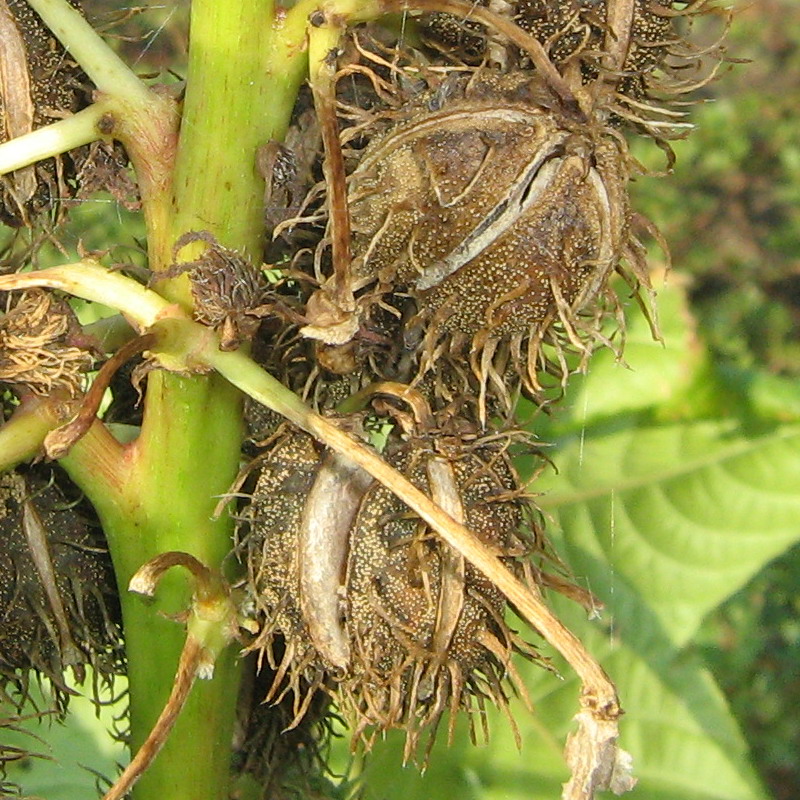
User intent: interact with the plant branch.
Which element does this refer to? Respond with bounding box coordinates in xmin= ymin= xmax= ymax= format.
xmin=24 ymin=0 xmax=150 ymax=102
xmin=0 ymin=396 xmax=62 ymax=474
xmin=59 ymin=418 xmax=129 ymax=506
xmin=0 ymin=262 xmax=174 ymax=331
xmin=0 ymin=101 xmax=112 ymax=175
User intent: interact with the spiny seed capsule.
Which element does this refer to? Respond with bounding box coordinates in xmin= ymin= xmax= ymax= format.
xmin=340 ymin=435 xmax=540 ymax=757
xmin=514 ymin=0 xmax=673 ymax=81
xmin=423 ymin=0 xmax=677 ymax=99
xmin=0 ymin=467 xmax=123 ymax=699
xmin=240 ymin=421 xmax=545 ymax=756
xmin=345 ymin=71 xmax=638 ymax=402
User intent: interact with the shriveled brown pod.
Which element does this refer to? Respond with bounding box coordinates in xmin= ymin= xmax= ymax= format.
xmin=0 ymin=466 xmax=123 ymax=702
xmin=238 ymin=420 xmax=375 ymax=724
xmin=338 ymin=68 xmax=644 ymax=415
xmin=339 ymin=430 xmax=545 ymax=759
xmin=420 ymin=0 xmax=726 ymax=137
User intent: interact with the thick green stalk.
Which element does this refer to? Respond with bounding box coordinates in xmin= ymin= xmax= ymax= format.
xmin=97 ymin=1 xmax=309 ymax=798
xmin=0 ymin=398 xmax=63 ymax=474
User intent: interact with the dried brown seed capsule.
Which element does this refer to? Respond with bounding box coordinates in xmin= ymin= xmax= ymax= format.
xmin=340 ymin=434 xmax=541 ymax=757
xmin=420 ymin=1 xmax=720 ymax=125
xmin=0 ymin=289 xmax=96 ymax=399
xmin=0 ymin=467 xmax=123 ymax=700
xmin=240 ymin=418 xmax=546 ymax=757
xmin=239 ymin=424 xmax=354 ymax=718
xmin=344 ymin=71 xmax=640 ymax=406
xmin=514 ymin=0 xmax=675 ymax=81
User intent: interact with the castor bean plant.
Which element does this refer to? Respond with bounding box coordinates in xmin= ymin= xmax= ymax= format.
xmin=3 ymin=2 xmax=795 ymax=800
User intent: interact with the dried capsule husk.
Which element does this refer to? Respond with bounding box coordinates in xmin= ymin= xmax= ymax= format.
xmin=514 ymin=0 xmax=728 ymax=130
xmin=0 ymin=289 xmax=96 ymax=400
xmin=344 ymin=70 xmax=644 ymax=409
xmin=0 ymin=466 xmax=123 ymax=703
xmin=513 ymin=0 xmax=674 ymax=90
xmin=239 ymin=419 xmax=548 ymax=758
xmin=238 ymin=425 xmax=345 ymax=718
xmin=340 ymin=434 xmax=543 ymax=758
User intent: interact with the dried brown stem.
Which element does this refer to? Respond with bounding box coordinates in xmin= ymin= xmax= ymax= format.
xmin=44 ymin=333 xmax=157 ymax=459
xmin=101 ymin=635 xmax=202 ymax=800
xmin=311 ymin=41 xmax=354 ymax=310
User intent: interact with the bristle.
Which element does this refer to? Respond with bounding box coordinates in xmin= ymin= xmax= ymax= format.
xmin=0 ymin=466 xmax=123 ymax=705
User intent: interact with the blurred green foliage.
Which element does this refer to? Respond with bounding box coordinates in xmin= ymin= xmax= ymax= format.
xmin=631 ymin=0 xmax=800 ymax=377
xmin=632 ymin=4 xmax=800 ymax=798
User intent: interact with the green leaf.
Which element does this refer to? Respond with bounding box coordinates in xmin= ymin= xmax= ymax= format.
xmin=348 ymin=603 xmax=768 ymax=800
xmin=533 ymin=419 xmax=800 ymax=650
xmin=556 ymin=277 xmax=703 ymax=427
xmin=3 ymin=677 xmax=127 ymax=799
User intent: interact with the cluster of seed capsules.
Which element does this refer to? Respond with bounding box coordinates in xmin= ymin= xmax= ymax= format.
xmin=0 ymin=290 xmax=124 ymax=707
xmin=236 ymin=0 xmax=724 ymax=761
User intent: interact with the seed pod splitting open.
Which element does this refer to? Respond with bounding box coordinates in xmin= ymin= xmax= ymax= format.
xmin=240 ymin=415 xmax=547 ymax=758
xmin=301 ymin=62 xmax=649 ymax=416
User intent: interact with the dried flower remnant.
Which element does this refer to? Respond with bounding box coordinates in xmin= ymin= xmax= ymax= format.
xmin=0 ymin=289 xmax=95 ymax=400
xmin=169 ymin=231 xmax=273 ymax=351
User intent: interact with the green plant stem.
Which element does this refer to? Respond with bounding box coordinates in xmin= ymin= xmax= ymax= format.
xmin=0 ymin=397 xmax=63 ymax=474
xmin=25 ymin=0 xmax=150 ymax=101
xmin=102 ymin=1 xmax=309 ymax=797
xmin=0 ymin=102 xmax=111 ymax=175
xmin=166 ymin=0 xmax=278 ymax=289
